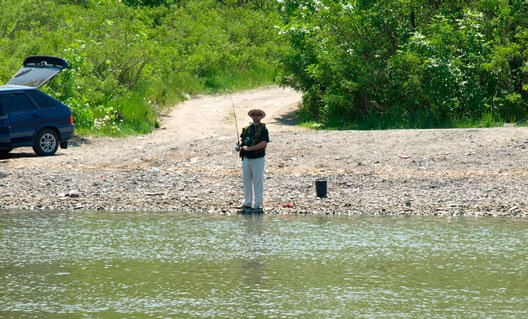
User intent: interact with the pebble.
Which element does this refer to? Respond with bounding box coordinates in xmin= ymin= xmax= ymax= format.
xmin=1 ymin=128 xmax=528 ymax=217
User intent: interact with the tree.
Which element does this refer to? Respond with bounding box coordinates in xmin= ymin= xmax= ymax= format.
xmin=278 ymin=0 xmax=528 ymax=128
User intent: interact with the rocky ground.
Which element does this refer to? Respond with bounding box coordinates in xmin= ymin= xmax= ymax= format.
xmin=1 ymin=86 xmax=527 ymax=217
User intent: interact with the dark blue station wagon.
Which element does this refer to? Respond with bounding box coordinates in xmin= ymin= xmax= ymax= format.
xmin=0 ymin=56 xmax=75 ymax=156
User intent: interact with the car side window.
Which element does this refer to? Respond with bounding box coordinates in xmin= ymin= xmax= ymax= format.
xmin=0 ymin=93 xmax=35 ymax=113
xmin=27 ymin=90 xmax=58 ymax=109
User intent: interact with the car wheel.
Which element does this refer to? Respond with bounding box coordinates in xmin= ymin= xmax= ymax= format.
xmin=33 ymin=128 xmax=59 ymax=156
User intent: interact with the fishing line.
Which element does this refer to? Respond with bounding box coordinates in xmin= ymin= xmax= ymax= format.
xmin=228 ymin=91 xmax=241 ymax=151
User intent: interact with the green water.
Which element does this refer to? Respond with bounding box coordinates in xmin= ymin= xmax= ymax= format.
xmin=1 ymin=212 xmax=527 ymax=319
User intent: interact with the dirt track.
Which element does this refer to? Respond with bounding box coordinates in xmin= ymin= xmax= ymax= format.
xmin=1 ymin=86 xmax=528 ymax=217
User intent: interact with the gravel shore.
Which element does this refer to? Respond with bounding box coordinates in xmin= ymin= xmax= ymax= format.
xmin=1 ymin=87 xmax=527 ymax=217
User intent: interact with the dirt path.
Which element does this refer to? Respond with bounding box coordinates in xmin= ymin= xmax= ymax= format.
xmin=156 ymin=86 xmax=303 ymax=143
xmin=63 ymin=86 xmax=304 ymax=170
xmin=0 ymin=86 xmax=301 ymax=169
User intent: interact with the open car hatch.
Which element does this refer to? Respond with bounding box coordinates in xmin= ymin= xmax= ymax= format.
xmin=7 ymin=56 xmax=69 ymax=88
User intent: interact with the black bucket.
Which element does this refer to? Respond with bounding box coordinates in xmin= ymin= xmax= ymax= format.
xmin=315 ymin=180 xmax=327 ymax=198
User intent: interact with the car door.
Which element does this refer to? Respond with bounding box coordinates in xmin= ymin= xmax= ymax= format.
xmin=0 ymin=92 xmax=41 ymax=144
xmin=0 ymin=95 xmax=10 ymax=148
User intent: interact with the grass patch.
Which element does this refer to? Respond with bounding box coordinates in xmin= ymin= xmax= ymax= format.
xmin=452 ymin=113 xmax=505 ymax=128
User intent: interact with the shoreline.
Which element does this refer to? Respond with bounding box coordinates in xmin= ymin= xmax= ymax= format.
xmin=1 ymin=128 xmax=527 ymax=218
xmin=1 ymin=87 xmax=527 ymax=217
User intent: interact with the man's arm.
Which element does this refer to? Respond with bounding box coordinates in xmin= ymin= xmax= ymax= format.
xmin=241 ymin=141 xmax=267 ymax=152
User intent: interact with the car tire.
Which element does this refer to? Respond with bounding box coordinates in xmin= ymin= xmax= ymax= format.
xmin=33 ymin=128 xmax=59 ymax=156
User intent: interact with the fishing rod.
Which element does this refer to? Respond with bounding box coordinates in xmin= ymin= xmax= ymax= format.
xmin=228 ymin=91 xmax=241 ymax=152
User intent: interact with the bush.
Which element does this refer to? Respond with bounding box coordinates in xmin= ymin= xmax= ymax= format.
xmin=0 ymin=0 xmax=286 ymax=135
xmin=278 ymin=0 xmax=528 ymax=129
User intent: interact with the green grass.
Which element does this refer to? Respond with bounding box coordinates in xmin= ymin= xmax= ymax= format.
xmin=298 ymin=108 xmax=510 ymax=131
xmin=452 ymin=113 xmax=505 ymax=129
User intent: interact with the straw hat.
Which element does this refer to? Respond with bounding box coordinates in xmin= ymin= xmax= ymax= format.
xmin=247 ymin=109 xmax=266 ymax=118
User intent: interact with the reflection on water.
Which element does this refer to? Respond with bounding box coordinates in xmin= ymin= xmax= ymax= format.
xmin=1 ymin=211 xmax=527 ymax=318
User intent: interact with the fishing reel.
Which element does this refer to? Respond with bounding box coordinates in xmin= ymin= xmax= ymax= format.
xmin=233 ymin=145 xmax=241 ymax=152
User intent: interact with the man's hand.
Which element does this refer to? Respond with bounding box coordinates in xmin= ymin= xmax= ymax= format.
xmin=242 ymin=141 xmax=267 ymax=152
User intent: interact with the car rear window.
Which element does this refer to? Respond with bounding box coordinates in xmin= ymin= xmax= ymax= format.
xmin=0 ymin=93 xmax=35 ymax=113
xmin=26 ymin=90 xmax=58 ymax=109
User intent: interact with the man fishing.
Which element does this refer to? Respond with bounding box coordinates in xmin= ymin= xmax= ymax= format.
xmin=239 ymin=109 xmax=269 ymax=212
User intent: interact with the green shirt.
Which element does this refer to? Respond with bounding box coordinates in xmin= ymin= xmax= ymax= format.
xmin=240 ymin=123 xmax=269 ymax=159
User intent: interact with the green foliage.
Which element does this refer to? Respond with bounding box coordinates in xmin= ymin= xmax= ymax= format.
xmin=0 ymin=0 xmax=285 ymax=135
xmin=3 ymin=0 xmax=526 ymax=133
xmin=278 ymin=0 xmax=528 ymax=129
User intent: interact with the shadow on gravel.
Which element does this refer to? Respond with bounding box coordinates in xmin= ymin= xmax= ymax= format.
xmin=275 ymin=109 xmax=300 ymax=126
xmin=0 ymin=151 xmax=70 ymax=160
xmin=69 ymin=135 xmax=91 ymax=146
xmin=0 ymin=151 xmax=39 ymax=159
xmin=0 ymin=136 xmax=89 ymax=160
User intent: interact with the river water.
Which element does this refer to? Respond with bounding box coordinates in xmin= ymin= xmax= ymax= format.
xmin=1 ymin=211 xmax=527 ymax=318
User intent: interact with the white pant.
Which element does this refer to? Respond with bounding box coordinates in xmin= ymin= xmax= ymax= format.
xmin=242 ymin=157 xmax=265 ymax=208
